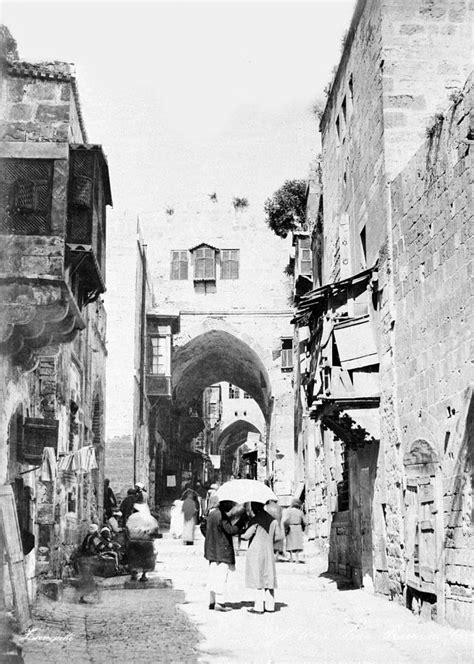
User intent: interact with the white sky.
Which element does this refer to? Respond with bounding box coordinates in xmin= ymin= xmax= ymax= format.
xmin=1 ymin=0 xmax=356 ymax=215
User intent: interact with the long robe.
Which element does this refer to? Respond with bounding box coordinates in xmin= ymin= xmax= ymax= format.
xmin=283 ymin=506 xmax=305 ymax=552
xmin=243 ymin=520 xmax=278 ymax=589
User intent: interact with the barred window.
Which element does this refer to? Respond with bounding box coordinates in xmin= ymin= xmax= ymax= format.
xmin=0 ymin=158 xmax=53 ymax=235
xmin=170 ymin=250 xmax=188 ymax=280
xmin=221 ymin=249 xmax=239 ymax=279
xmin=194 ymin=246 xmax=216 ymax=280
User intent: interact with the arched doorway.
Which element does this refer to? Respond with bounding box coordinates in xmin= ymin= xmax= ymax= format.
xmin=403 ymin=438 xmax=441 ymax=618
xmin=155 ymin=330 xmax=272 ymax=506
xmin=218 ymin=419 xmax=263 ymax=481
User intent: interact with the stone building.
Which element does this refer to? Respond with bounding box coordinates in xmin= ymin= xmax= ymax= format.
xmin=0 ymin=28 xmax=111 ymax=605
xmin=292 ymin=0 xmax=472 ymax=628
xmin=135 ymin=197 xmax=295 ymax=520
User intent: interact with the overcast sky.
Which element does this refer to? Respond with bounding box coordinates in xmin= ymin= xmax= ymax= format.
xmin=2 ymin=0 xmax=355 ymax=216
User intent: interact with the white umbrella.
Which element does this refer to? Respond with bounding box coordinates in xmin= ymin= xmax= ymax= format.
xmin=215 ymin=479 xmax=277 ymax=504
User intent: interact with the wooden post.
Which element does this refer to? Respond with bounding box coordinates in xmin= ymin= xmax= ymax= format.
xmin=0 ymin=485 xmax=32 ymax=632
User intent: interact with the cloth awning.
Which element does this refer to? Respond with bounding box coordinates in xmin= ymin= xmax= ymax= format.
xmin=333 ymin=316 xmax=378 ymax=370
xmin=292 ymin=264 xmax=378 ymax=326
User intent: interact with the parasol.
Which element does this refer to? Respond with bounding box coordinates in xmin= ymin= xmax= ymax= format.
xmin=215 ymin=479 xmax=277 ymax=504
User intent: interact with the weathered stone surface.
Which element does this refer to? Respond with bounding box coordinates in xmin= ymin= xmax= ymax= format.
xmin=35 ymin=104 xmax=69 ymax=123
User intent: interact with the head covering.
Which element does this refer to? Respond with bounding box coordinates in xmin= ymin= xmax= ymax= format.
xmin=135 ymin=482 xmax=145 ymax=490
xmin=112 ymin=510 xmax=122 ymax=516
xmin=210 ymin=483 xmax=218 ymax=490
xmin=88 ymin=523 xmax=99 ymax=534
xmin=291 ymin=498 xmax=302 ymax=508
xmin=250 ymin=501 xmax=274 ymax=533
xmin=100 ymin=527 xmax=111 ymax=534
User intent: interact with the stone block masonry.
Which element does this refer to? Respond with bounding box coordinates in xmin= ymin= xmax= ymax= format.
xmin=105 ymin=435 xmax=134 ymax=499
xmin=391 ymin=74 xmax=473 ymax=629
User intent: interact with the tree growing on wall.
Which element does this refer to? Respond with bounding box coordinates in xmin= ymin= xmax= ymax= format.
xmin=264 ymin=179 xmax=306 ymax=238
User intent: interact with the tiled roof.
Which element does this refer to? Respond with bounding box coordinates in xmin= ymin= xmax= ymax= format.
xmin=5 ymin=59 xmax=88 ymax=142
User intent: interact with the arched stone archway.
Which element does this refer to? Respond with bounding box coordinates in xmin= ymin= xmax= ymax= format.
xmin=172 ymin=330 xmax=272 ymax=418
xmin=217 ymin=419 xmax=262 ymax=481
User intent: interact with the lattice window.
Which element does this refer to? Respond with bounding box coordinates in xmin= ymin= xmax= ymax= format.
xmin=221 ymin=249 xmax=239 ymax=279
xmin=170 ymin=250 xmax=188 ymax=280
xmin=0 ymin=158 xmax=53 ymax=235
xmin=194 ymin=246 xmax=216 ymax=280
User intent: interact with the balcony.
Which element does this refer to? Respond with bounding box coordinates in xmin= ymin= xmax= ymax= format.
xmin=145 ymin=374 xmax=172 ymax=399
xmin=0 ymin=144 xmax=111 ymax=366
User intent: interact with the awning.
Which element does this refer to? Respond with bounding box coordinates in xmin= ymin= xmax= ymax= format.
xmin=333 ymin=316 xmax=378 ymax=370
xmin=292 ymin=264 xmax=378 ymax=326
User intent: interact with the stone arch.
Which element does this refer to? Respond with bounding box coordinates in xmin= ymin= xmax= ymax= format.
xmin=403 ymin=437 xmax=442 ymax=614
xmin=217 ymin=419 xmax=263 ymax=480
xmin=172 ymin=330 xmax=272 ymax=418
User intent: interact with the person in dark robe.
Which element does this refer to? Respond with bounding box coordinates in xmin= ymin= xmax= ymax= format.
xmin=120 ymin=488 xmax=137 ymax=524
xmin=181 ymin=491 xmax=198 ymax=545
xmin=103 ymin=478 xmax=117 ymax=518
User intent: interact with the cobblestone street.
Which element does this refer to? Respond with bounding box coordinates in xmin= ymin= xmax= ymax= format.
xmin=13 ymin=532 xmax=473 ymax=663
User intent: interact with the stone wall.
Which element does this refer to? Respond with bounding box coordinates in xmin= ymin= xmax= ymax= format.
xmin=104 ymin=435 xmax=135 ymax=501
xmin=391 ymin=76 xmax=473 ymax=628
xmin=0 ymin=62 xmax=84 ymax=144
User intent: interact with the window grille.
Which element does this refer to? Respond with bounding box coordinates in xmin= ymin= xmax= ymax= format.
xmin=0 ymin=158 xmax=53 ymax=235
xmin=221 ymin=249 xmax=239 ymax=279
xmin=243 ymin=391 xmax=251 ymax=399
xmin=170 ymin=251 xmax=188 ymax=280
xmin=194 ymin=246 xmax=216 ymax=280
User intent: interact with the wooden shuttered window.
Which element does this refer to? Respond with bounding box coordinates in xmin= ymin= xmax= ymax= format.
xmin=194 ymin=246 xmax=216 ymax=280
xmin=300 ymin=238 xmax=312 ymax=276
xmin=221 ymin=249 xmax=239 ymax=279
xmin=281 ymin=338 xmax=293 ymax=371
xmin=170 ymin=250 xmax=188 ymax=280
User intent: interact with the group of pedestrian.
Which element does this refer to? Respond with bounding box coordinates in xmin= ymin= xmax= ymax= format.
xmin=203 ymin=496 xmax=306 ymax=614
xmin=77 ymin=479 xmax=160 ymax=602
xmin=170 ymin=481 xmax=220 ymax=544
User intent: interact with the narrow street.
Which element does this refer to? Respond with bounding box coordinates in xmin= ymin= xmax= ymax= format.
xmin=15 ymin=532 xmax=473 ymax=664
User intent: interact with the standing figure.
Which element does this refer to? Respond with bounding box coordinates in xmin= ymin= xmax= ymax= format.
xmin=125 ymin=502 xmax=159 ymax=582
xmin=103 ymin=479 xmax=117 ymax=519
xmin=120 ymin=488 xmax=137 ymax=525
xmin=204 ymin=500 xmax=247 ymax=611
xmin=181 ymin=490 xmax=198 ymax=545
xmin=241 ymin=502 xmax=282 ymax=614
xmin=76 ymin=523 xmax=101 ymax=603
xmin=283 ymin=498 xmax=306 ymax=563
xmin=265 ymin=499 xmax=286 ymax=561
xmin=170 ymin=499 xmax=184 ymax=539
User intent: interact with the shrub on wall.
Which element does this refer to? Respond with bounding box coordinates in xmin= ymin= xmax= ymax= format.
xmin=264 ymin=179 xmax=307 ymax=238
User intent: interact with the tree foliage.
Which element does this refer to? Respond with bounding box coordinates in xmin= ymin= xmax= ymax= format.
xmin=264 ymin=179 xmax=307 ymax=238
